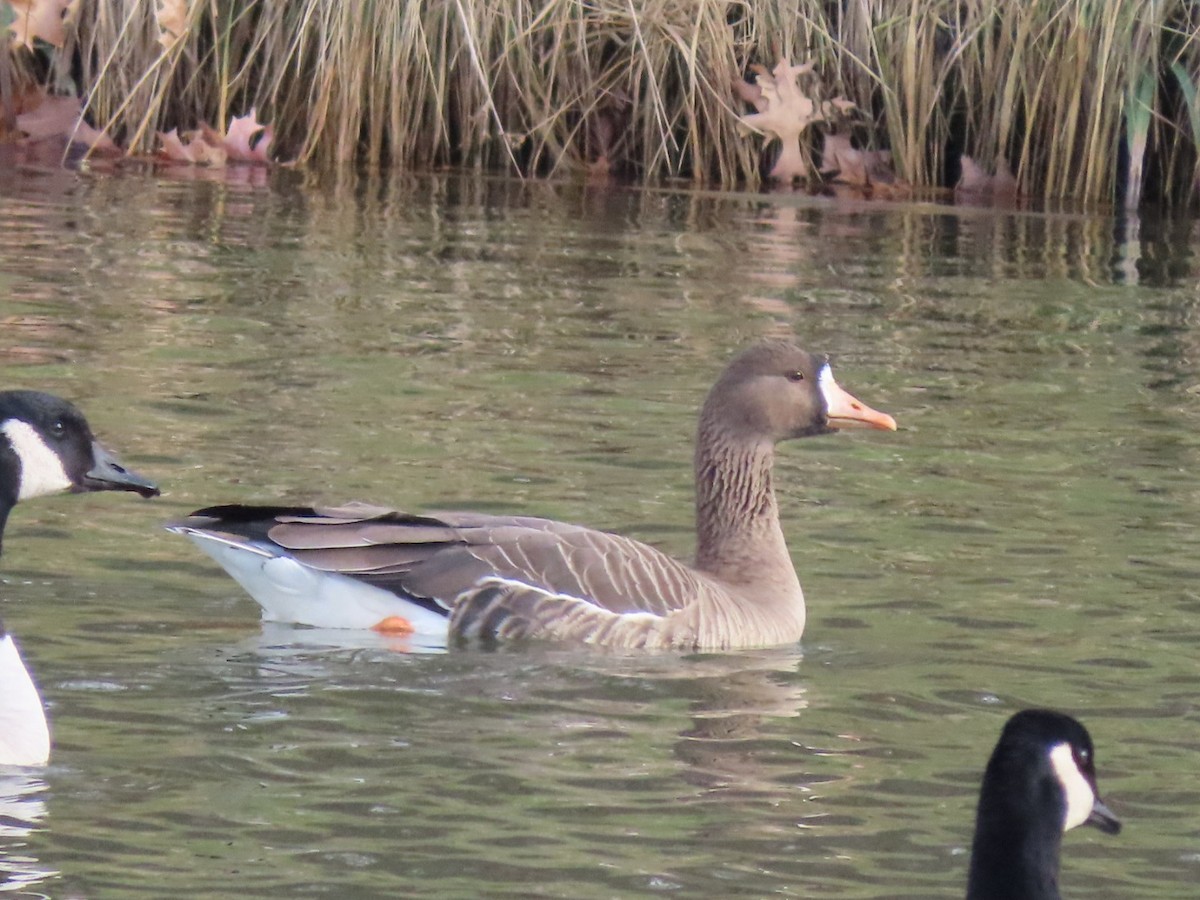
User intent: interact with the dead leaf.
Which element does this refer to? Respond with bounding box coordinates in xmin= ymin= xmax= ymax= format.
xmin=731 ymin=77 xmax=765 ymax=113
xmin=583 ymin=90 xmax=629 ymax=176
xmin=585 ymin=156 xmax=611 ymax=180
xmin=864 ymin=180 xmax=912 ymax=201
xmin=7 ymin=0 xmax=77 ymax=48
xmin=223 ymin=108 xmax=272 ymax=162
xmin=155 ymin=109 xmax=274 ymax=166
xmin=820 ymin=133 xmax=866 ymax=185
xmin=956 ymin=155 xmax=990 ymax=193
xmin=0 ymin=83 xmax=45 ymax=141
xmin=15 ymin=94 xmax=119 ymax=153
xmin=187 ymin=132 xmax=226 ymax=166
xmin=156 ymin=127 xmax=226 ymax=165
xmin=956 ymin=155 xmax=1018 ymax=203
xmin=155 ymin=0 xmax=189 ymax=50
xmin=738 ymin=58 xmax=856 ymax=182
xmin=157 ymin=128 xmax=198 ymax=162
xmin=820 ymin=133 xmax=896 ymax=187
xmin=991 ymin=160 xmax=1018 ymax=198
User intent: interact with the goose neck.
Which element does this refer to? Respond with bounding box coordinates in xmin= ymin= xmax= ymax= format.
xmin=692 ymin=425 xmax=788 ymax=579
xmin=967 ymin=802 xmax=1064 ymax=899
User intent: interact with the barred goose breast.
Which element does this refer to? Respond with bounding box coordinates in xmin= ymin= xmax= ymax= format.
xmin=168 ymin=340 xmax=895 ymax=650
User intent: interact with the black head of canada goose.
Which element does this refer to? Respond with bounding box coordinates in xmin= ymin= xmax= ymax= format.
xmin=0 ymin=390 xmax=159 ymax=766
xmin=966 ymin=709 xmax=1121 ymax=900
xmin=168 ymin=340 xmax=896 ymax=650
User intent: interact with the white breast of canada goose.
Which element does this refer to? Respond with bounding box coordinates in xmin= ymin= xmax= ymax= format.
xmin=0 ymin=632 xmax=50 ymax=766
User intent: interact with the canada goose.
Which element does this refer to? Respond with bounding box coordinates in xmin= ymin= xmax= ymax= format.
xmin=168 ymin=340 xmax=896 ymax=650
xmin=0 ymin=390 xmax=159 ymax=766
xmin=966 ymin=709 xmax=1121 ymax=900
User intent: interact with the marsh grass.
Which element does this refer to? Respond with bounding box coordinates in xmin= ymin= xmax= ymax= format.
xmin=17 ymin=1 xmax=1200 ymax=205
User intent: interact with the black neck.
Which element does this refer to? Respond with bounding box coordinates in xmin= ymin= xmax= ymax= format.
xmin=0 ymin=440 xmax=16 ymax=558
xmin=967 ymin=782 xmax=1065 ymax=900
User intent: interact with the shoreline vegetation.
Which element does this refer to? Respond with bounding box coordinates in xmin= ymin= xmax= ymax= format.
xmin=2 ymin=1 xmax=1199 ymax=209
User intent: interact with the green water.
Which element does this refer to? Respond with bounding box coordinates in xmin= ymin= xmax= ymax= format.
xmin=0 ymin=165 xmax=1196 ymax=897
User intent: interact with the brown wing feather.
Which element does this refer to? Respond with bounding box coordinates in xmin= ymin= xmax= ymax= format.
xmin=404 ymin=527 xmax=707 ymax=618
xmin=183 ymin=504 xmax=709 ymax=621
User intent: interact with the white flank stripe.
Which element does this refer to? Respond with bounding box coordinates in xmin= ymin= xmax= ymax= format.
xmin=0 ymin=635 xmax=50 ymax=766
xmin=1 ymin=420 xmax=72 ymax=500
xmin=473 ymin=576 xmax=665 ymax=624
xmin=1049 ymin=742 xmax=1096 ymax=831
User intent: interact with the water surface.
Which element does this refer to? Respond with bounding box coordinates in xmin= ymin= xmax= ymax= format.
xmin=0 ymin=166 xmax=1197 ymax=897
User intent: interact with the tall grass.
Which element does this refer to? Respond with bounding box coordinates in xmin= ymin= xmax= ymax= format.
xmin=18 ymin=1 xmax=1200 ymax=205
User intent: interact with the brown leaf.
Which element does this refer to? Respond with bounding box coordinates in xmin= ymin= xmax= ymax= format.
xmin=156 ymin=109 xmax=276 ymax=167
xmin=821 ymin=133 xmax=895 ymax=187
xmin=738 ymin=58 xmax=855 ymax=182
xmin=183 ymin=128 xmax=227 ymax=166
xmin=15 ymin=94 xmax=119 ymax=153
xmin=991 ymin=161 xmax=1018 ymax=198
xmin=156 ymin=128 xmax=198 ymax=162
xmin=188 ymin=135 xmax=227 ymax=166
xmin=956 ymin=155 xmax=1018 ymax=202
xmin=956 ymin=155 xmax=990 ymax=193
xmin=7 ymin=0 xmax=76 ymax=49
xmin=821 ymin=133 xmax=866 ymax=185
xmin=222 ymin=108 xmax=272 ymax=162
xmin=732 ymin=77 xmax=765 ymax=113
xmin=155 ymin=0 xmax=190 ymax=50
xmin=155 ymin=129 xmax=239 ymax=172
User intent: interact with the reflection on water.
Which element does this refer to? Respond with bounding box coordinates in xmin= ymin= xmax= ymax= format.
xmin=0 ymin=771 xmax=55 ymax=893
xmin=0 ymin=169 xmax=1197 ymax=896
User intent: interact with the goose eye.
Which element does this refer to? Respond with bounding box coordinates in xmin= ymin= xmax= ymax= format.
xmin=49 ymin=420 xmax=66 ymax=438
xmin=785 ymin=371 xmax=805 ymax=383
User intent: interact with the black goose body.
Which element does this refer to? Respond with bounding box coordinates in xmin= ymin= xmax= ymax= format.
xmin=966 ymin=710 xmax=1121 ymax=900
xmin=0 ymin=390 xmax=159 ymax=766
xmin=169 ymin=341 xmax=897 ymax=649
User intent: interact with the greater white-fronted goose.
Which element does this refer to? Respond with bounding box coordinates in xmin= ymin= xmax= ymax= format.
xmin=168 ymin=340 xmax=896 ymax=650
xmin=967 ymin=709 xmax=1121 ymax=900
xmin=0 ymin=390 xmax=159 ymax=766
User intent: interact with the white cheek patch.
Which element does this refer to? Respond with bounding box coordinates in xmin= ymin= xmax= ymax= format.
xmin=817 ymin=363 xmax=834 ymax=396
xmin=1049 ymin=742 xmax=1096 ymax=831
xmin=1 ymin=419 xmax=73 ymax=500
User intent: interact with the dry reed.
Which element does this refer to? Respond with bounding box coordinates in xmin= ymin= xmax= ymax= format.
xmin=7 ymin=0 xmax=1200 ymax=206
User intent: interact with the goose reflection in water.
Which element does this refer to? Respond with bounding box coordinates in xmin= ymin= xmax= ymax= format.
xmin=225 ymin=624 xmax=814 ymax=800
xmin=0 ymin=772 xmax=56 ymax=893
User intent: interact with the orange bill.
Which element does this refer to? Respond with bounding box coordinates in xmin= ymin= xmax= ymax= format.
xmin=820 ymin=368 xmax=897 ymax=431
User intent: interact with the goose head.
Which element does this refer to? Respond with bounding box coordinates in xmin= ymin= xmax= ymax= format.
xmin=0 ymin=390 xmax=160 ymax=551
xmin=967 ymin=709 xmax=1120 ymax=900
xmin=987 ymin=708 xmax=1121 ymax=836
xmin=699 ymin=340 xmax=897 ymax=443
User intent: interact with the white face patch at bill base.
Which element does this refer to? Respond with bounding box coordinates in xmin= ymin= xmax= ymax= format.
xmin=817 ymin=365 xmax=847 ymax=419
xmin=1049 ymin=742 xmax=1097 ymax=831
xmin=817 ymin=363 xmax=834 ymax=393
xmin=1 ymin=420 xmax=73 ymax=501
xmin=817 ymin=365 xmax=848 ymax=414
